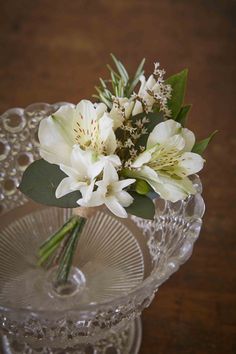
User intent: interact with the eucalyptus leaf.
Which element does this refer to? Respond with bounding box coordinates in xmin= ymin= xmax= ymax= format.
xmin=125 ymin=192 xmax=155 ymax=220
xmin=176 ymin=104 xmax=192 ymax=126
xmin=166 ymin=69 xmax=188 ymax=119
xmin=19 ymin=159 xmax=81 ymax=208
xmin=192 ymin=130 xmax=218 ymax=155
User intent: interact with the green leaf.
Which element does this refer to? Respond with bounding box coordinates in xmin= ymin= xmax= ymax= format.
xmin=192 ymin=130 xmax=218 ymax=155
xmin=176 ymin=104 xmax=192 ymax=126
xmin=19 ymin=159 xmax=81 ymax=208
xmin=127 ymin=58 xmax=145 ymax=96
xmin=125 ymin=192 xmax=155 ymax=220
xmin=166 ymin=69 xmax=188 ymax=119
xmin=110 ymin=54 xmax=129 ymax=84
xmin=133 ymin=58 xmax=146 ymax=81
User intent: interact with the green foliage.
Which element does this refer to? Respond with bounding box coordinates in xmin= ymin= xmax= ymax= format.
xmin=93 ymin=54 xmax=145 ymax=107
xmin=166 ymin=69 xmax=188 ymax=119
xmin=176 ymin=104 xmax=192 ymax=126
xmin=19 ymin=159 xmax=81 ymax=208
xmin=125 ymin=192 xmax=155 ymax=219
xmin=192 ymin=131 xmax=218 ymax=155
xmin=127 ymin=58 xmax=146 ymax=96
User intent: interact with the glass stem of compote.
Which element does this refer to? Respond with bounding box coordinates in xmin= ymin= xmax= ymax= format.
xmin=37 ymin=214 xmax=87 ymax=285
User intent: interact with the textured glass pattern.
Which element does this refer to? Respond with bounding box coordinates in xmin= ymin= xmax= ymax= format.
xmin=0 ymin=102 xmax=74 ymax=215
xmin=0 ymin=104 xmax=205 ymax=353
xmin=0 ymin=208 xmax=145 ymax=309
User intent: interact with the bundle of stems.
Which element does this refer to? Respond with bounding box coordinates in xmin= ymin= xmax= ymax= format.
xmin=38 ymin=215 xmax=86 ymax=285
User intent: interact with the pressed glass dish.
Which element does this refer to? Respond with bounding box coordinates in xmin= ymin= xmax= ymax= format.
xmin=0 ymin=103 xmax=205 ymax=353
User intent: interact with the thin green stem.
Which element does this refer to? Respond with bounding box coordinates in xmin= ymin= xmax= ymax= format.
xmin=37 ymin=241 xmax=60 ymax=267
xmin=43 ymin=232 xmax=72 ymax=270
xmin=39 ymin=216 xmax=79 ymax=257
xmin=55 ymin=217 xmax=86 ymax=285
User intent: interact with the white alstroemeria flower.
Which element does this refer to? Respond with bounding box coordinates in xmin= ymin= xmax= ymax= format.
xmin=110 ymin=97 xmax=135 ymax=129
xmin=38 ymin=100 xmax=117 ymax=165
xmin=131 ymin=120 xmax=205 ymax=202
xmin=55 ymin=145 xmax=104 ymax=203
xmin=78 ymin=164 xmax=135 ymax=218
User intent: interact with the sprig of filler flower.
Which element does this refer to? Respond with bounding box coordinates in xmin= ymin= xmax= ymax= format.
xmin=19 ymin=55 xmax=216 ymax=285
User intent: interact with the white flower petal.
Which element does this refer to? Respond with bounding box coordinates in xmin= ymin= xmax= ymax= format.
xmin=55 ymin=177 xmax=73 ymax=198
xmin=157 ymin=181 xmax=189 ymax=202
xmin=99 ymin=113 xmax=114 ymax=141
xmin=158 ymin=174 xmax=196 ymax=200
xmin=162 ymin=134 xmax=185 ymax=152
xmin=75 ymin=100 xmax=95 ymax=123
xmin=138 ymin=165 xmax=162 ymax=182
xmin=99 ymin=113 xmax=117 ymax=154
xmin=109 ymin=108 xmax=124 ymax=129
xmin=95 ymin=180 xmax=107 ymax=195
xmin=144 ymin=74 xmax=156 ymax=91
xmin=181 ymin=128 xmax=195 ymax=152
xmin=110 ymin=99 xmax=126 ymax=130
xmin=178 ymin=152 xmax=205 ymax=176
xmin=80 ymin=180 xmax=96 ymax=203
xmin=71 ymin=145 xmax=102 ymax=180
xmin=144 ymin=174 xmax=191 ymax=202
xmin=124 ymin=100 xmax=134 ymax=118
xmin=103 ymin=163 xmax=119 ymax=185
xmin=147 ymin=120 xmax=181 ymax=148
xmin=71 ymin=146 xmax=90 ymax=177
xmin=88 ymin=161 xmax=104 ymax=180
xmin=77 ymin=190 xmax=104 ymax=207
xmin=51 ymin=105 xmax=76 ymax=141
xmin=105 ymin=196 xmax=128 ymax=218
xmin=113 ymin=178 xmax=135 ymax=192
xmin=105 ymin=132 xmax=117 ymax=155
xmin=132 ymin=148 xmax=155 ymax=168
xmin=138 ymin=75 xmax=147 ymax=94
xmin=38 ymin=116 xmax=72 ymax=165
xmin=132 ymin=101 xmax=143 ymax=116
xmin=99 ymin=154 xmax=121 ymax=168
xmin=116 ymin=191 xmax=134 ymax=207
xmin=55 ymin=177 xmax=83 ymax=198
xmin=95 ymin=102 xmax=107 ymax=118
xmin=133 ymin=166 xmax=165 ymax=196
xmin=59 ymin=164 xmax=78 ymax=179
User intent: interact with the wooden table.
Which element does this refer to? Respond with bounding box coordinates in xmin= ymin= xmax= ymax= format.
xmin=0 ymin=1 xmax=236 ymax=353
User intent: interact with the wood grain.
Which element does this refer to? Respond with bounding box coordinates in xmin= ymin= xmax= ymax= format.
xmin=0 ymin=1 xmax=236 ymax=353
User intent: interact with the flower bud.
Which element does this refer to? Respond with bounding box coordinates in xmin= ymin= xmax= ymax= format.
xmin=135 ymin=179 xmax=150 ymax=195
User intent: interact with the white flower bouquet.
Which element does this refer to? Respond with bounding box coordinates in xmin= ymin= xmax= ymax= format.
xmin=19 ymin=55 xmax=216 ymax=285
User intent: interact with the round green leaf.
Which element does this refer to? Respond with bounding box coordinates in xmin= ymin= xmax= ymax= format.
xmin=18 ymin=159 xmax=81 ymax=208
xmin=125 ymin=192 xmax=155 ymax=220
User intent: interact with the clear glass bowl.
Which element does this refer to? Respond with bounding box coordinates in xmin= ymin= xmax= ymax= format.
xmin=0 ymin=103 xmax=205 ymax=354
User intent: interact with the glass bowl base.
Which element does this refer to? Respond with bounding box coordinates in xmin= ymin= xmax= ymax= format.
xmin=0 ymin=207 xmax=146 ymax=311
xmin=1 ymin=317 xmax=142 ymax=354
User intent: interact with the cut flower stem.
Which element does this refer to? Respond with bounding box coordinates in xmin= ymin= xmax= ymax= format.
xmin=37 ymin=215 xmax=86 ymax=285
xmin=56 ymin=217 xmax=86 ymax=285
xmin=39 ymin=216 xmax=79 ymax=257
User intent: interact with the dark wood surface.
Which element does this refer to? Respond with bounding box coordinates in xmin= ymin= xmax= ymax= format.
xmin=0 ymin=1 xmax=236 ymax=353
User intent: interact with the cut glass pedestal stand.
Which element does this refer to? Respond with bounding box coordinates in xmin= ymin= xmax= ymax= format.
xmin=0 ymin=103 xmax=205 ymax=354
